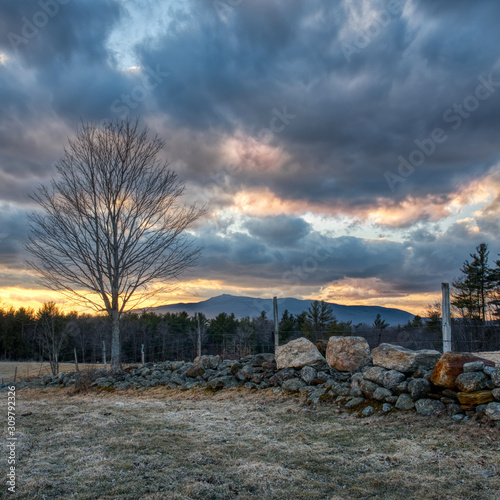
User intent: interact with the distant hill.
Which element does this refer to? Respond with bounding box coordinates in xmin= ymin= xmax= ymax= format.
xmin=147 ymin=294 xmax=414 ymax=326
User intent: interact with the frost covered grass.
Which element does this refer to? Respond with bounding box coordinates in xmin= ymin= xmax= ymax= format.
xmin=5 ymin=387 xmax=500 ymax=499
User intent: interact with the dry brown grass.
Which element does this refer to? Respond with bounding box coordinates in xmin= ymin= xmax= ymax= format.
xmin=3 ymin=387 xmax=499 ymax=499
xmin=0 ymin=361 xmax=106 ymax=382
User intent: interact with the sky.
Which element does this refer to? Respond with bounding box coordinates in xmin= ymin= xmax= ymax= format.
xmin=1 ymin=0 xmax=500 ymax=316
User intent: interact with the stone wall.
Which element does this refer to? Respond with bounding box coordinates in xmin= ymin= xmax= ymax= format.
xmin=5 ymin=337 xmax=500 ymax=423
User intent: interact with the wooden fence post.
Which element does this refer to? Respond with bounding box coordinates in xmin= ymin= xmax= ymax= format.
xmin=442 ymin=282 xmax=452 ymax=353
xmin=103 ymin=341 xmax=107 ymax=370
xmin=197 ymin=313 xmax=202 ymax=359
xmin=74 ymin=347 xmax=79 ymax=372
xmin=273 ymin=296 xmax=279 ymax=353
xmin=141 ymin=344 xmax=145 ymax=366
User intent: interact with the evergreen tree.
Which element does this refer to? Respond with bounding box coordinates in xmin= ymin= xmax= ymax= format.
xmin=452 ymin=243 xmax=495 ymax=322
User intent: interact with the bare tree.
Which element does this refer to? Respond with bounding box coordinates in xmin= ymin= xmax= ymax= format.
xmin=27 ymin=119 xmax=205 ymax=371
xmin=35 ymin=302 xmax=73 ymax=375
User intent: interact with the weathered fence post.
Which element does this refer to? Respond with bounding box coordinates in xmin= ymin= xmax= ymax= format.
xmin=103 ymin=341 xmax=107 ymax=370
xmin=141 ymin=344 xmax=145 ymax=366
xmin=197 ymin=313 xmax=202 ymax=359
xmin=74 ymin=347 xmax=79 ymax=372
xmin=273 ymin=296 xmax=279 ymax=353
xmin=441 ymin=282 xmax=452 ymax=353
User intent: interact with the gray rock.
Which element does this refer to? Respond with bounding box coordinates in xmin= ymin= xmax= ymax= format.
xmin=250 ymin=353 xmax=275 ymax=366
xmin=307 ymin=387 xmax=327 ymax=404
xmin=415 ymin=399 xmax=445 ymax=416
xmin=492 ymin=388 xmax=500 ymax=401
xmin=408 ymin=378 xmax=431 ymax=400
xmin=446 ymin=403 xmax=463 ymax=416
xmin=393 ymin=380 xmax=409 ymax=395
xmin=452 ymin=414 xmax=464 ymax=421
xmin=455 ymin=371 xmax=487 ymax=392
xmin=485 ymin=402 xmax=500 ymax=420
xmin=351 ymin=372 xmax=364 ymax=388
xmin=345 ymin=397 xmax=365 ymax=408
xmin=360 ymin=379 xmax=379 ymax=399
xmin=395 ymin=393 xmax=415 ymax=410
xmin=475 ymin=404 xmax=488 ymax=417
xmin=373 ymin=387 xmax=393 ymax=401
xmin=491 ymin=367 xmax=500 ymax=387
xmin=240 ymin=364 xmax=254 ymax=379
xmin=385 ymin=396 xmax=398 ymax=404
xmin=484 ymin=366 xmax=496 ymax=377
xmin=371 ymin=343 xmax=441 ymax=373
xmin=194 ymin=355 xmax=222 ymax=370
xmin=361 ymin=406 xmax=374 ymax=417
xmin=251 ymin=373 xmax=264 ymax=384
xmin=350 ymin=386 xmax=363 ymax=397
xmin=463 ymin=361 xmax=485 ymax=373
xmin=276 ymin=368 xmax=296 ymax=381
xmin=383 ymin=369 xmax=406 ymax=390
xmin=300 ymin=366 xmax=317 ymax=385
xmin=207 ymin=375 xmax=239 ymax=390
xmin=244 ymin=382 xmax=257 ymax=390
xmin=325 ymin=336 xmax=371 ymax=372
xmin=382 ymin=403 xmax=392 ymax=412
xmin=363 ymin=366 xmax=387 ymax=386
xmin=185 ymin=365 xmax=205 ymax=378
xmin=282 ymin=378 xmax=307 ymax=392
xmin=276 ymin=337 xmax=327 ymax=369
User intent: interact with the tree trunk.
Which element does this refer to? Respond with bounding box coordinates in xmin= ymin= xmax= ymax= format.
xmin=111 ymin=310 xmax=121 ymax=372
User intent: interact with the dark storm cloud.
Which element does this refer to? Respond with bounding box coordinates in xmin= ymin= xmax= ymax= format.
xmin=1 ymin=0 xmax=500 ymax=300
xmin=133 ymin=0 xmax=500 ymax=207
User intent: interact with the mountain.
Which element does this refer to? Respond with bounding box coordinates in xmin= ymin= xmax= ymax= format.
xmin=147 ymin=294 xmax=415 ymax=326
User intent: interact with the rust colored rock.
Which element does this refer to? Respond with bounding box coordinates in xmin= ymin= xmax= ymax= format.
xmin=326 ymin=336 xmax=371 ymax=372
xmin=457 ymin=390 xmax=494 ymax=407
xmin=430 ymin=352 xmax=495 ymax=389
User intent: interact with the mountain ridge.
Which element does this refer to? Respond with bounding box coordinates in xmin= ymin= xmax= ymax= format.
xmin=146 ymin=294 xmax=415 ymax=326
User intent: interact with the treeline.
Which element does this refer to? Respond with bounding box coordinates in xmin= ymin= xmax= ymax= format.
xmin=1 ymin=298 xmax=441 ymax=373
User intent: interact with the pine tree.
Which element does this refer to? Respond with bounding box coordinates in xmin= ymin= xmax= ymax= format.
xmin=452 ymin=243 xmax=495 ymax=322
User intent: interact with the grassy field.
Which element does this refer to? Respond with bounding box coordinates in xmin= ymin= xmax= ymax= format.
xmin=0 ymin=361 xmax=106 ymax=383
xmin=3 ymin=386 xmax=499 ymax=499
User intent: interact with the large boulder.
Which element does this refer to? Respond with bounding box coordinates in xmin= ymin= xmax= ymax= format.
xmin=430 ymin=352 xmax=495 ymax=389
xmin=371 ymin=344 xmax=441 ymax=373
xmin=275 ymin=337 xmax=326 ymax=369
xmin=325 ymin=336 xmax=371 ymax=372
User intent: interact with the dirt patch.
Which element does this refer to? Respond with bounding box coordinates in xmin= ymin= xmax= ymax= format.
xmin=5 ymin=387 xmax=500 ymax=499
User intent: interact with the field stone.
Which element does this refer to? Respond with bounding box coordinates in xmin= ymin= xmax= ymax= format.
xmin=185 ymin=365 xmax=204 ymax=378
xmin=239 ymin=364 xmax=254 ymax=380
xmin=492 ymin=367 xmax=500 ymax=387
xmin=307 ymin=387 xmax=327 ymax=404
xmin=325 ymin=336 xmax=371 ymax=372
xmin=350 ymin=387 xmax=363 ymax=397
xmin=300 ymin=366 xmax=317 ymax=385
xmin=455 ymin=371 xmax=487 ymax=392
xmin=383 ymin=369 xmax=406 ymax=390
xmin=415 ymin=399 xmax=445 ymax=416
xmin=250 ymin=353 xmax=274 ymax=366
xmin=457 ymin=390 xmax=494 ymax=406
xmin=408 ymin=378 xmax=431 ymax=400
xmin=360 ymin=379 xmax=379 ymax=399
xmin=430 ymin=352 xmax=495 ymax=389
xmin=345 ymin=397 xmax=365 ymax=408
xmin=207 ymin=375 xmax=238 ymax=390
xmin=194 ymin=355 xmax=222 ymax=370
xmin=371 ymin=343 xmax=441 ymax=373
xmin=373 ymin=387 xmax=393 ymax=401
xmin=282 ymin=378 xmax=307 ymax=392
xmin=446 ymin=403 xmax=463 ymax=416
xmin=463 ymin=361 xmax=485 ymax=373
xmin=361 ymin=406 xmax=374 ymax=417
xmin=393 ymin=380 xmax=409 ymax=395
xmin=484 ymin=366 xmax=496 ymax=377
xmin=492 ymin=388 xmax=500 ymax=401
xmin=395 ymin=393 xmax=415 ymax=410
xmin=363 ymin=366 xmax=387 ymax=386
xmin=382 ymin=403 xmax=392 ymax=412
xmin=485 ymin=402 xmax=500 ymax=420
xmin=276 ymin=337 xmax=327 ymax=370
